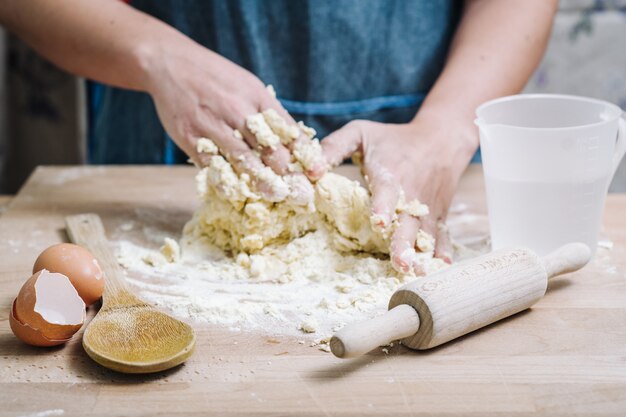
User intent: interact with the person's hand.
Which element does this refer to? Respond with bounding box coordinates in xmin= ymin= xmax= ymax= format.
xmin=144 ymin=41 xmax=316 ymax=202
xmin=312 ymin=119 xmax=476 ymax=274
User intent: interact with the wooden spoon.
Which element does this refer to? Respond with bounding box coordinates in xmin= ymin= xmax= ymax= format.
xmin=65 ymin=213 xmax=195 ymax=374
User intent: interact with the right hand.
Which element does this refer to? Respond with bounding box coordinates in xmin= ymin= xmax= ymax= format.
xmin=145 ymin=41 xmax=315 ymax=202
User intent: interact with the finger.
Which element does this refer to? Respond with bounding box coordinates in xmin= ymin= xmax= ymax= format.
xmin=192 ymin=137 xmax=219 ymax=167
xmin=169 ymin=131 xmax=203 ymax=167
xmin=221 ymin=103 xmax=288 ymax=166
xmin=258 ymin=95 xmax=303 ymax=149
xmin=283 ymin=172 xmax=315 ymax=206
xmin=242 ymin=106 xmax=316 ymax=202
xmin=291 ymin=134 xmax=326 ymax=181
xmin=435 ymin=222 xmax=453 ymax=264
xmin=390 ymin=213 xmax=425 ymax=276
xmin=418 ymin=217 xmax=437 ymax=253
xmin=197 ymin=124 xmax=290 ymax=202
xmin=242 ymin=126 xmax=291 ymax=173
xmin=318 ymin=122 xmax=363 ymax=175
xmin=426 ymin=187 xmax=454 ymax=263
xmin=364 ymin=159 xmax=400 ymax=233
xmin=259 ymin=101 xmax=326 ymax=181
xmin=259 ymin=93 xmax=296 ymax=126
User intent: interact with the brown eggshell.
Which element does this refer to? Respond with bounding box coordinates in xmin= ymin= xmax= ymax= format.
xmin=14 ymin=270 xmax=85 ymax=341
xmin=9 ymin=299 xmax=70 ymax=347
xmin=33 ymin=243 xmax=104 ymax=305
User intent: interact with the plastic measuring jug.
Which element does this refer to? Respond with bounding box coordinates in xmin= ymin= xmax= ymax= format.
xmin=475 ymin=94 xmax=626 ymax=256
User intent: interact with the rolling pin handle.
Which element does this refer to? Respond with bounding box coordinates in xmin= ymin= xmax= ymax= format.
xmin=541 ymin=242 xmax=591 ymax=280
xmin=330 ymin=304 xmax=421 ymax=358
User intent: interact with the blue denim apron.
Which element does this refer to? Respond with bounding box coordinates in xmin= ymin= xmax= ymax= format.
xmin=89 ymin=0 xmax=461 ymax=164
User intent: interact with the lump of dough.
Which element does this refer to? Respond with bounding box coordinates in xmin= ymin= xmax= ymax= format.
xmin=246 ymin=113 xmax=281 ymax=149
xmin=183 ymin=108 xmax=445 ymax=276
xmin=415 ymin=229 xmax=435 ymax=253
xmin=262 ymin=109 xmax=300 ymax=145
xmin=315 ymin=173 xmax=388 ymax=254
xmin=399 ymin=197 xmax=429 ymax=217
xmin=293 ymin=139 xmax=323 ymax=171
xmin=184 ymin=161 xmax=316 ymax=253
xmin=299 ymin=318 xmax=318 ymax=333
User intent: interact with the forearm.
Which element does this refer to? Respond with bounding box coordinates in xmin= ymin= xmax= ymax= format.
xmin=415 ymin=0 xmax=558 ymax=151
xmin=0 ymin=0 xmax=192 ymax=93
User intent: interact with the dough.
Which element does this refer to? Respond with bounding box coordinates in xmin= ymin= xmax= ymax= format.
xmin=183 ymin=110 xmax=446 ymax=278
xmin=196 ymin=138 xmax=219 ymax=155
xmin=160 ymin=237 xmax=181 ymax=263
xmin=262 ymin=109 xmax=300 ymax=145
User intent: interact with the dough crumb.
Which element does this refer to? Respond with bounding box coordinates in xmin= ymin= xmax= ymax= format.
xmin=196 ymin=137 xmax=219 ymax=155
xmin=160 ymin=237 xmax=181 ymax=263
xmin=255 ymin=166 xmax=291 ymax=202
xmin=399 ymin=197 xmax=429 ymax=218
xmin=142 ymin=252 xmax=167 ymax=267
xmin=262 ymin=109 xmax=300 ymax=145
xmin=416 ymin=229 xmax=435 ymax=253
xmin=297 ymin=121 xmax=316 ymax=139
xmin=299 ymin=318 xmax=318 ymax=333
xmin=293 ymin=138 xmax=323 ymax=171
xmin=246 ymin=113 xmax=281 ymax=150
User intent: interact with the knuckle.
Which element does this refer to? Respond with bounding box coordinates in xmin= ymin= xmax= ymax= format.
xmin=346 ymin=119 xmax=366 ymax=133
xmin=348 ymin=119 xmax=378 ymax=132
xmin=222 ymin=102 xmax=246 ymax=123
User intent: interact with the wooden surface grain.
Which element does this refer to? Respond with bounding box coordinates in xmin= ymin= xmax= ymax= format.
xmin=1 ymin=165 xmax=625 ymax=416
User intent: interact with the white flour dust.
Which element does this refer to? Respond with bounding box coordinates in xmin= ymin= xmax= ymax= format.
xmin=115 ymin=202 xmax=487 ymax=351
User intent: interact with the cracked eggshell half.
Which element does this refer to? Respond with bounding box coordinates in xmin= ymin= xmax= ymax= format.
xmin=9 ymin=299 xmax=70 ymax=347
xmin=33 ymin=243 xmax=104 ymax=306
xmin=12 ymin=270 xmax=85 ymax=345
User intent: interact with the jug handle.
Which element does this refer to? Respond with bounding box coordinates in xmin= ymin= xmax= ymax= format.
xmin=610 ymin=117 xmax=626 ymax=183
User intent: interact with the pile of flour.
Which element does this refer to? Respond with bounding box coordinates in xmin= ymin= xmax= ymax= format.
xmin=116 ymin=109 xmax=450 ymax=350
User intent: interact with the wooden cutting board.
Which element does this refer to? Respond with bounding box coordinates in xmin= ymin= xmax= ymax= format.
xmin=1 ymin=165 xmax=625 ymax=416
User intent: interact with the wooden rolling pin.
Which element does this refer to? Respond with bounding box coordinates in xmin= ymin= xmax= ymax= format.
xmin=330 ymin=243 xmax=591 ymax=358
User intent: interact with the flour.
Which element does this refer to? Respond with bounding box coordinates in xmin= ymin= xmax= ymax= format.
xmin=21 ymin=410 xmax=65 ymax=417
xmin=115 ymin=109 xmax=450 ymax=347
xmin=115 ymin=205 xmax=491 ymax=347
xmin=117 ymin=226 xmax=416 ymax=342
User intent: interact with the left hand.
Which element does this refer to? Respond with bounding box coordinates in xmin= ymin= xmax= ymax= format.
xmin=310 ymin=119 xmax=476 ymax=274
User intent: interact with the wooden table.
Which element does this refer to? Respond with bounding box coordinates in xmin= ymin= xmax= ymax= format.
xmin=0 ymin=195 xmax=13 ymax=216
xmin=1 ymin=165 xmax=625 ymax=416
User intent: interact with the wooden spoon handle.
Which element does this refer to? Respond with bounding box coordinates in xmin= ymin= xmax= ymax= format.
xmin=65 ymin=214 xmax=136 ymax=304
xmin=540 ymin=243 xmax=591 ymax=280
xmin=330 ymin=304 xmax=420 ymax=358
